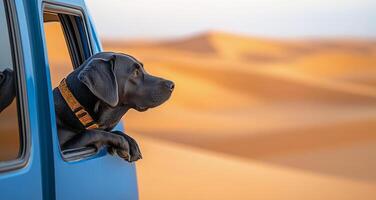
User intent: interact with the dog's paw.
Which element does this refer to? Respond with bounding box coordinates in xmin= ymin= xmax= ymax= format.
xmin=110 ymin=131 xmax=142 ymax=162
xmin=107 ymin=146 xmax=117 ymax=156
xmin=108 ymin=146 xmax=131 ymax=161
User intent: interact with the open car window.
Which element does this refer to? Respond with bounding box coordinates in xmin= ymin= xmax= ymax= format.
xmin=43 ymin=5 xmax=95 ymax=161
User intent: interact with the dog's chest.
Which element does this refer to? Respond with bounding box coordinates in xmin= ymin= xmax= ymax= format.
xmin=96 ymin=105 xmax=128 ymax=130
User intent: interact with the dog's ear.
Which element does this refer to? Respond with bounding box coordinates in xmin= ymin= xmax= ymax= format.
xmin=78 ymin=57 xmax=119 ymax=107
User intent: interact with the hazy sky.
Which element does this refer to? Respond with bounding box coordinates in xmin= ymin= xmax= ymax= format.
xmin=85 ymin=0 xmax=376 ymax=40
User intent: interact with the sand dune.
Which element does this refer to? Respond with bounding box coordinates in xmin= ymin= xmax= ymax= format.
xmin=103 ymin=31 xmax=376 ymax=199
xmin=102 ymin=32 xmax=376 ymax=199
xmin=136 ymin=134 xmax=376 ymax=200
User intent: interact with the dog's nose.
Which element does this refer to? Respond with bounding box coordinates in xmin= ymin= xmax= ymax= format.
xmin=164 ymin=80 xmax=175 ymax=92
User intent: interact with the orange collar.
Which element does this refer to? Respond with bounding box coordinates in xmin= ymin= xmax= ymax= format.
xmin=58 ymin=78 xmax=99 ymax=129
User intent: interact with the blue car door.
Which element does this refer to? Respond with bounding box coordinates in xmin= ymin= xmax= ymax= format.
xmin=39 ymin=0 xmax=139 ymax=199
xmin=0 ymin=0 xmax=47 ymax=199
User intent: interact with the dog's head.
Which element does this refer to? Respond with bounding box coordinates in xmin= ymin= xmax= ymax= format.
xmin=77 ymin=52 xmax=174 ymax=111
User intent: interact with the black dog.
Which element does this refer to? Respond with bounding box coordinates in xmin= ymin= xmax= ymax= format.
xmin=53 ymin=52 xmax=174 ymax=162
xmin=0 ymin=53 xmax=170 ymax=162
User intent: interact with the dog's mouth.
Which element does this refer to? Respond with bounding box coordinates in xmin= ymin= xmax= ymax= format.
xmin=131 ymin=86 xmax=173 ymax=112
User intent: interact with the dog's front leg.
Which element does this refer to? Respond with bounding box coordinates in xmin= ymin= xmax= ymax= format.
xmin=62 ymin=129 xmax=133 ymax=161
xmin=108 ymin=131 xmax=142 ymax=162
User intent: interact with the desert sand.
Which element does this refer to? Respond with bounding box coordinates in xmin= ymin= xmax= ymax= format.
xmin=103 ymin=31 xmax=376 ymax=199
xmin=135 ymin=134 xmax=376 ymax=200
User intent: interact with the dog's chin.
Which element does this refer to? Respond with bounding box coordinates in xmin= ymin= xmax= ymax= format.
xmin=134 ymin=106 xmax=149 ymax=112
xmin=134 ymin=101 xmax=165 ymax=112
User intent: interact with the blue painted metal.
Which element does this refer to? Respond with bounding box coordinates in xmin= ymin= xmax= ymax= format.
xmin=0 ymin=0 xmax=139 ymax=199
xmin=0 ymin=0 xmax=45 ymax=199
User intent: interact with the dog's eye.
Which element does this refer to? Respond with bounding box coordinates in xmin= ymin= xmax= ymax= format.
xmin=132 ymin=69 xmax=139 ymax=78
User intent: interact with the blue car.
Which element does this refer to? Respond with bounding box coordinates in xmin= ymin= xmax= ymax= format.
xmin=0 ymin=0 xmax=139 ymax=199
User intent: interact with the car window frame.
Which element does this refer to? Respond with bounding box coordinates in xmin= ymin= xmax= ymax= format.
xmin=42 ymin=2 xmax=98 ymax=161
xmin=0 ymin=0 xmax=31 ymax=173
xmin=43 ymin=2 xmax=93 ymax=68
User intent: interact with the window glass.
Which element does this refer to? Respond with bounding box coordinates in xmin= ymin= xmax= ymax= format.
xmin=0 ymin=0 xmax=21 ymax=162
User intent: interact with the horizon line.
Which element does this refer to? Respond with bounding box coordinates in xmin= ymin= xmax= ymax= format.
xmin=99 ymin=30 xmax=376 ymax=42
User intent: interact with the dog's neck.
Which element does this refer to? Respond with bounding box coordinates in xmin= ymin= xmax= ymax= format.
xmin=65 ymin=74 xmax=130 ymax=131
xmin=93 ymin=101 xmax=130 ymax=130
xmin=66 ymin=74 xmax=98 ymax=115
